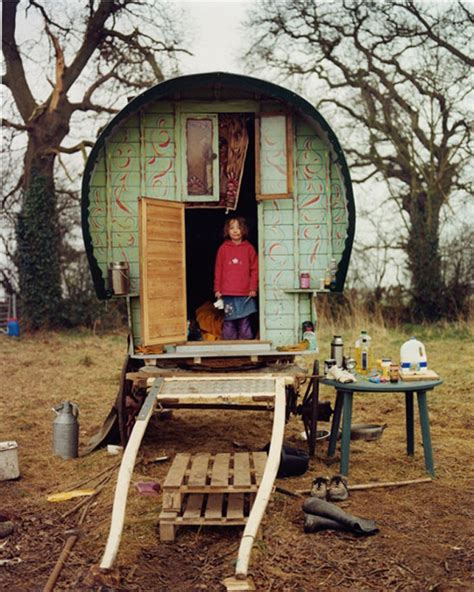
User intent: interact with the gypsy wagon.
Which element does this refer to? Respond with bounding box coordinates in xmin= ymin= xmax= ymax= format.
xmin=81 ymin=72 xmax=355 ymax=587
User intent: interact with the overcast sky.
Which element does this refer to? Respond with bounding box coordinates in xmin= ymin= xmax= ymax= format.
xmin=174 ymin=0 xmax=251 ymax=74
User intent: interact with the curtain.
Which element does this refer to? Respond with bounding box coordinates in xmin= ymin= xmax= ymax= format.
xmin=218 ymin=114 xmax=249 ymax=210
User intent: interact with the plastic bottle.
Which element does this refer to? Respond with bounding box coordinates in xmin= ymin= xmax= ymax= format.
xmin=324 ymin=268 xmax=331 ymax=290
xmin=303 ymin=330 xmax=317 ymax=351
xmin=355 ymin=330 xmax=371 ymax=374
xmin=400 ymin=337 xmax=427 ymax=374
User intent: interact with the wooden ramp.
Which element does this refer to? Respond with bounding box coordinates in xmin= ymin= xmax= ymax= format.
xmin=99 ymin=374 xmax=287 ymax=590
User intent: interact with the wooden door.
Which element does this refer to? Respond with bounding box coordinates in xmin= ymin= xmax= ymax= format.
xmin=139 ymin=198 xmax=187 ymax=346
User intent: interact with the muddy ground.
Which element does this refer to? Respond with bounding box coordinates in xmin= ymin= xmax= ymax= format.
xmin=0 ymin=329 xmax=473 ymax=591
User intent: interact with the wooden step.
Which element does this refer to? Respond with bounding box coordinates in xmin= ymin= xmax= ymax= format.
xmin=162 ymin=451 xmax=267 ymax=495
xmin=159 ymin=451 xmax=268 ymax=541
xmin=160 ymin=492 xmax=252 ymax=526
xmin=175 ymin=341 xmax=272 ymax=354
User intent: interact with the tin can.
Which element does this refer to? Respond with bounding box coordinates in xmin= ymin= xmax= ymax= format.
xmin=389 ymin=363 xmax=399 ymax=383
xmin=108 ymin=261 xmax=130 ymax=295
xmin=324 ymin=359 xmax=337 ymax=375
xmin=300 ymin=272 xmax=310 ymax=289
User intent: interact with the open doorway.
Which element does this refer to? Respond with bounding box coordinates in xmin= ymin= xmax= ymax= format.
xmin=185 ymin=116 xmax=258 ymax=341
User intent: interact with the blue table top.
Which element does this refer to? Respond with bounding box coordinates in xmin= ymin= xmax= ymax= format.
xmin=320 ymin=375 xmax=443 ymax=392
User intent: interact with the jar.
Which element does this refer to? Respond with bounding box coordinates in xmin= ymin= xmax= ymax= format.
xmin=381 ymin=358 xmax=392 ymax=380
xmin=389 ymin=363 xmax=399 ymax=383
xmin=300 ymin=272 xmax=310 ymax=289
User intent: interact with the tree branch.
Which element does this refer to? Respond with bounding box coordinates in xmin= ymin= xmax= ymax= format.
xmin=400 ymin=0 xmax=474 ymax=66
xmin=2 ymin=117 xmax=29 ymax=132
xmin=2 ymin=0 xmax=37 ymax=121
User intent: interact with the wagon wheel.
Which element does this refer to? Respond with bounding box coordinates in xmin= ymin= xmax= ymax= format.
xmin=299 ymin=360 xmax=321 ymax=457
xmin=285 ymin=384 xmax=298 ymax=421
xmin=116 ymin=353 xmax=146 ymax=446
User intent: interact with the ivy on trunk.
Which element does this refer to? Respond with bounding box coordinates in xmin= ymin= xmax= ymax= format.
xmin=16 ymin=174 xmax=62 ymax=330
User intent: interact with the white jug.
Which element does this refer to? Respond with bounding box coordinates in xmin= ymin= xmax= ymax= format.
xmin=400 ymin=337 xmax=427 ymax=374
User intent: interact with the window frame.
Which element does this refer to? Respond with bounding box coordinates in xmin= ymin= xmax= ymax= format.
xmin=179 ymin=112 xmax=220 ymax=202
xmin=255 ymin=112 xmax=294 ymax=201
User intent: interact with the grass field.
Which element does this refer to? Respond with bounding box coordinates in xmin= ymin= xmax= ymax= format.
xmin=1 ymin=321 xmax=473 ymax=590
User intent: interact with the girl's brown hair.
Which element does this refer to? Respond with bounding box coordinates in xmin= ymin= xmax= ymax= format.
xmin=223 ymin=216 xmax=248 ymax=239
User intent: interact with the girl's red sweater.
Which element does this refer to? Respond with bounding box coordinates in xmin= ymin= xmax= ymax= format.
xmin=214 ymin=240 xmax=258 ymax=296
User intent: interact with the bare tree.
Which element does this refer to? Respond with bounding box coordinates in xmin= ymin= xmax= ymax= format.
xmin=2 ymin=0 xmax=189 ymax=329
xmin=245 ymin=0 xmax=473 ymax=320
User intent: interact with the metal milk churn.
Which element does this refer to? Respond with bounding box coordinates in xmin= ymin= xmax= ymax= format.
xmin=331 ymin=335 xmax=344 ymax=368
xmin=52 ymin=401 xmax=79 ymax=459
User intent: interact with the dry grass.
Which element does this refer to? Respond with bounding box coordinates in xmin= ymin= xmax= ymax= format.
xmin=0 ymin=321 xmax=473 ymax=591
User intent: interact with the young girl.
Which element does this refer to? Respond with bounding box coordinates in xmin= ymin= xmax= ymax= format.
xmin=214 ymin=217 xmax=258 ymax=340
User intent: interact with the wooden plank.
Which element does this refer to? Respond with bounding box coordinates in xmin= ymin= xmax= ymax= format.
xmin=187 ymin=454 xmax=210 ymax=488
xmin=211 ymin=453 xmax=231 ymax=488
xmin=399 ymin=370 xmax=439 ymax=381
xmin=233 ymin=453 xmax=251 ymax=488
xmin=205 ymin=494 xmax=224 ymax=519
xmin=183 ymin=494 xmax=204 ymax=519
xmin=163 ymin=454 xmax=190 ymax=489
xmin=176 ymin=342 xmax=272 ymax=354
xmin=162 ymin=491 xmax=181 ymax=512
xmin=161 ymin=516 xmax=246 ymax=526
xmin=227 ymin=493 xmax=245 ymax=520
xmin=252 ymin=452 xmax=267 ymax=486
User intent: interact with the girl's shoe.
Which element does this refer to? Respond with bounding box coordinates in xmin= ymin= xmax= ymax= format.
xmin=310 ymin=476 xmax=329 ymax=499
xmin=327 ymin=474 xmax=349 ymax=501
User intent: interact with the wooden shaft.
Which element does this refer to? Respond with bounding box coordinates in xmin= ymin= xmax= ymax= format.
xmin=99 ymin=383 xmax=160 ymax=569
xmin=43 ymin=534 xmax=78 ymax=592
xmin=296 ymin=477 xmax=432 ymax=495
xmin=234 ymin=378 xmax=286 ymax=580
xmin=43 ymin=500 xmax=91 ymax=592
xmin=349 ymin=477 xmax=432 ymax=491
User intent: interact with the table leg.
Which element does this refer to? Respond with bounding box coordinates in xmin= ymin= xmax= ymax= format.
xmin=307 ymin=360 xmax=320 ymax=457
xmin=405 ymin=392 xmax=415 ymax=456
xmin=417 ymin=390 xmax=435 ymax=477
xmin=340 ymin=391 xmax=353 ymax=477
xmin=328 ymin=391 xmax=343 ymax=457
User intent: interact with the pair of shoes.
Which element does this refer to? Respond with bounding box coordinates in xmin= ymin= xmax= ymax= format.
xmin=310 ymin=474 xmax=349 ymax=502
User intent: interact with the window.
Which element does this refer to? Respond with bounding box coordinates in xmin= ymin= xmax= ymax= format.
xmin=255 ymin=113 xmax=294 ymax=200
xmin=181 ymin=114 xmax=219 ymax=202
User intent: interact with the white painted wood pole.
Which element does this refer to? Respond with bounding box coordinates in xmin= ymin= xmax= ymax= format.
xmin=100 ymin=379 xmax=162 ymax=569
xmin=234 ymin=378 xmax=286 ymax=579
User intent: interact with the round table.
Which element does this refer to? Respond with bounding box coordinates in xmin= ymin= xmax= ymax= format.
xmin=320 ymin=376 xmax=443 ymax=477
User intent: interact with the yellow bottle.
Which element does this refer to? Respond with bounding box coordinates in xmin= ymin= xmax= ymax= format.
xmin=355 ymin=330 xmax=371 ymax=374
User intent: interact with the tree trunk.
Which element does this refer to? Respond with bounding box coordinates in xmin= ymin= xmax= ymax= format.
xmin=405 ymin=194 xmax=443 ymax=321
xmin=16 ymin=150 xmax=62 ymax=330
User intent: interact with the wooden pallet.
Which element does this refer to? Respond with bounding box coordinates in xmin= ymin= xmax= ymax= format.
xmin=159 ymin=451 xmax=267 ymax=541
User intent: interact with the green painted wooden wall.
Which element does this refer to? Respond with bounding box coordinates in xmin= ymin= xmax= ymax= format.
xmin=87 ymin=100 xmax=349 ymax=348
